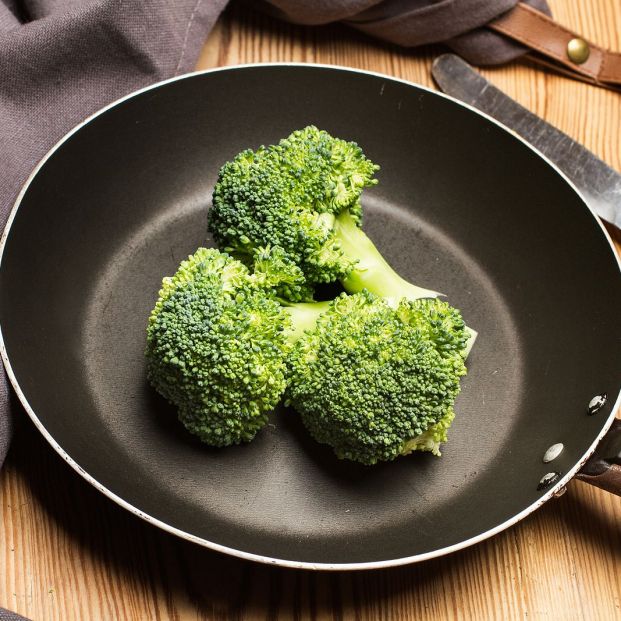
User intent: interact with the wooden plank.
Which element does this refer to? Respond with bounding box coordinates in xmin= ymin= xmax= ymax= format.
xmin=2 ymin=0 xmax=621 ymax=619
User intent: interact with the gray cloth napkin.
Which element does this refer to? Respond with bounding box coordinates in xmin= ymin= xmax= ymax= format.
xmin=0 ymin=0 xmax=548 ymax=617
xmin=0 ymin=610 xmax=29 ymax=621
xmin=257 ymin=0 xmax=550 ymax=64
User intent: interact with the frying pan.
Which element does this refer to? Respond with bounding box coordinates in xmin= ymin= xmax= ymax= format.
xmin=1 ymin=64 xmax=620 ymax=570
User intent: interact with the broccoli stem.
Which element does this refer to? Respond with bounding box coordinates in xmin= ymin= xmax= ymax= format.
xmin=333 ymin=211 xmax=478 ymax=357
xmin=333 ymin=210 xmax=442 ymax=308
xmin=283 ymin=300 xmax=332 ymax=343
xmin=464 ymin=326 xmax=478 ymax=357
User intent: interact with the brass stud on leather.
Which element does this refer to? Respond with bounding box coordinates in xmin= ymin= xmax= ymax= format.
xmin=567 ymin=38 xmax=590 ymax=64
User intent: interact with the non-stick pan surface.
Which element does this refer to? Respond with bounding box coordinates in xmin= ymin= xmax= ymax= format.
xmin=1 ymin=65 xmax=620 ymax=569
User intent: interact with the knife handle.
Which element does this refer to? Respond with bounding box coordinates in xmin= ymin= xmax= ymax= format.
xmin=489 ymin=3 xmax=621 ymax=90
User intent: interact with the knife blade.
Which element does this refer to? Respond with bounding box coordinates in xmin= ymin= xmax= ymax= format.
xmin=431 ymin=53 xmax=621 ymax=229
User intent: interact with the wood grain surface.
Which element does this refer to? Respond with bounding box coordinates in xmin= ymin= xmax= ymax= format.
xmin=2 ymin=1 xmax=621 ymax=619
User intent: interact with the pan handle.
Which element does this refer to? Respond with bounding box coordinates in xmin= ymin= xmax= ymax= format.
xmin=575 ymin=419 xmax=621 ymax=496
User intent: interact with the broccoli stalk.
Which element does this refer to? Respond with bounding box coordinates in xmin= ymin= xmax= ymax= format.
xmin=332 ymin=210 xmax=441 ymax=306
xmin=283 ymin=301 xmax=332 ymax=342
xmin=290 ymin=209 xmax=478 ymax=356
xmin=330 ymin=210 xmax=478 ymax=355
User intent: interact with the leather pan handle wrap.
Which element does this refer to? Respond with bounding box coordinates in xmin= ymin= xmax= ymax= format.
xmin=576 ymin=419 xmax=621 ymax=496
xmin=488 ymin=3 xmax=621 ymax=89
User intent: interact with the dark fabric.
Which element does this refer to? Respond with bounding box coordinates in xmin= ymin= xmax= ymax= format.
xmin=0 ymin=608 xmax=29 ymax=621
xmin=0 ymin=374 xmax=9 ymax=469
xmin=0 ymin=0 xmax=550 ymax=467
xmin=256 ymin=0 xmax=551 ymax=64
xmin=0 ymin=0 xmax=229 ymax=471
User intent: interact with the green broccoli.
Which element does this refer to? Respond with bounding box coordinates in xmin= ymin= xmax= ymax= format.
xmin=146 ymin=247 xmax=468 ymax=460
xmin=145 ymin=247 xmax=329 ymax=446
xmin=209 ymin=125 xmax=440 ymax=303
xmin=286 ymin=291 xmax=468 ymax=465
xmin=150 ymin=128 xmax=473 ymax=458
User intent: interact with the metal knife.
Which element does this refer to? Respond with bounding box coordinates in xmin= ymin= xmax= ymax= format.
xmin=431 ymin=53 xmax=621 ymax=229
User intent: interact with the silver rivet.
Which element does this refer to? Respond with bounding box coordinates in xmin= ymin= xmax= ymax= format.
xmin=537 ymin=472 xmax=560 ymax=490
xmin=588 ymin=393 xmax=607 ymax=415
xmin=543 ymin=443 xmax=564 ymax=463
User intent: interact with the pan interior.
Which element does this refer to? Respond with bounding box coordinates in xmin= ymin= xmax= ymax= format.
xmin=1 ymin=66 xmax=619 ymax=565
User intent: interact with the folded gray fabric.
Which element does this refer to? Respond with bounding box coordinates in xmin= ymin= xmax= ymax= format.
xmin=0 ymin=609 xmax=29 ymax=621
xmin=0 ymin=0 xmax=550 ymax=468
xmin=255 ymin=0 xmax=550 ymax=64
xmin=0 ymin=0 xmax=229 ymax=475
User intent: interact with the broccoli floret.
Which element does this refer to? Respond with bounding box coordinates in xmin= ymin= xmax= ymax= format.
xmin=146 ymin=247 xmax=327 ymax=446
xmin=209 ymin=126 xmax=440 ymax=302
xmin=286 ymin=291 xmax=468 ymax=465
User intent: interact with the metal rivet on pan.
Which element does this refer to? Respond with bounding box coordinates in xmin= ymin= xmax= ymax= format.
xmin=553 ymin=486 xmax=567 ymax=498
xmin=543 ymin=443 xmax=564 ymax=463
xmin=587 ymin=393 xmax=607 ymax=415
xmin=537 ymin=472 xmax=560 ymax=491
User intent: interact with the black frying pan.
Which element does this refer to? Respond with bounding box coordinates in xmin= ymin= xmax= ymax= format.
xmin=1 ymin=64 xmax=620 ymax=569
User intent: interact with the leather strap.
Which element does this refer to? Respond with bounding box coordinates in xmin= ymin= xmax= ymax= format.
xmin=488 ymin=2 xmax=621 ymax=88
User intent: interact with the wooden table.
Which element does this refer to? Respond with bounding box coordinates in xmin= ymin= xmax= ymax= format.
xmin=2 ymin=1 xmax=621 ymax=619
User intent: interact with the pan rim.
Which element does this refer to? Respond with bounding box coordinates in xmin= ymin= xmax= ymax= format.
xmin=1 ymin=62 xmax=620 ymax=570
